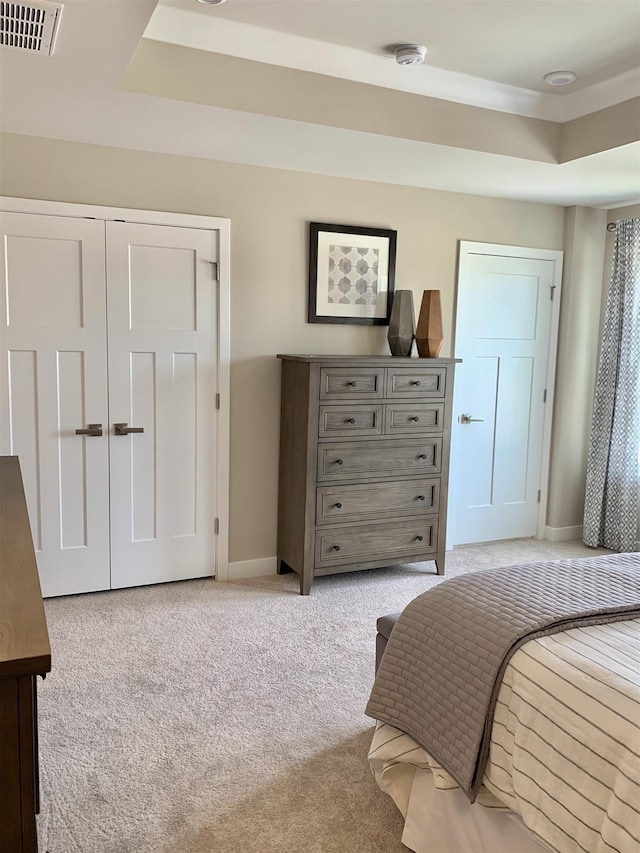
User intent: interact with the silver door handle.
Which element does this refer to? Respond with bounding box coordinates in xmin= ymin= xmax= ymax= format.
xmin=76 ymin=423 xmax=103 ymax=437
xmin=114 ymin=423 xmax=145 ymax=435
xmin=459 ymin=413 xmax=485 ymax=424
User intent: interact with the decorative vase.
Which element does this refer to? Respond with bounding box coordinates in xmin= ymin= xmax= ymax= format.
xmin=416 ymin=290 xmax=444 ymax=357
xmin=387 ymin=290 xmax=415 ymax=356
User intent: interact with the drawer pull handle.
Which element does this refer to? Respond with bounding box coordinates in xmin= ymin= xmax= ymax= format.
xmin=346 ymin=381 xmax=356 ymax=387
xmin=335 ymin=459 xmax=344 ymax=465
xmin=410 ymin=416 xmax=420 ymax=422
xmin=416 ymin=535 xmax=424 ymax=542
xmin=346 ymin=418 xmax=356 ymax=424
xmin=418 ymin=453 xmax=427 ymax=460
xmin=332 ymin=545 xmax=341 ymax=551
xmin=335 ymin=502 xmax=342 ymax=509
xmin=411 ymin=380 xmax=421 ymax=387
xmin=417 ymin=494 xmax=426 ymax=501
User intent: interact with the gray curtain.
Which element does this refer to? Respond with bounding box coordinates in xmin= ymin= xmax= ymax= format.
xmin=583 ymin=217 xmax=640 ymax=552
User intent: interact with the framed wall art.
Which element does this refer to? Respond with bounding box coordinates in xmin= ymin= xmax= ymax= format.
xmin=308 ymin=222 xmax=397 ymax=325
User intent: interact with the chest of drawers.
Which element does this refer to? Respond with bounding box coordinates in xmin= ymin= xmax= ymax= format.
xmin=277 ymin=355 xmax=459 ymax=594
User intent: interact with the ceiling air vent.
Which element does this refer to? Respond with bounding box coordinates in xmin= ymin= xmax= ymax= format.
xmin=0 ymin=1 xmax=63 ymax=55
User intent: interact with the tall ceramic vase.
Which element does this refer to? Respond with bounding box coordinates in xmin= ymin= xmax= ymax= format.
xmin=387 ymin=290 xmax=415 ymax=356
xmin=416 ymin=290 xmax=444 ymax=357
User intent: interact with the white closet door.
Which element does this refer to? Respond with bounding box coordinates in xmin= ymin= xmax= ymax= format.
xmin=106 ymin=221 xmax=218 ymax=589
xmin=0 ymin=213 xmax=110 ymax=596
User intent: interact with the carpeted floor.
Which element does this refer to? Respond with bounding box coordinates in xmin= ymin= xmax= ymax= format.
xmin=37 ymin=539 xmax=608 ymax=853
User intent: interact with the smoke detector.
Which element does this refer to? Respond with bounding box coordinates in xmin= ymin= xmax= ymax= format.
xmin=0 ymin=0 xmax=63 ymax=55
xmin=543 ymin=70 xmax=576 ymax=86
xmin=395 ymin=44 xmax=427 ymax=66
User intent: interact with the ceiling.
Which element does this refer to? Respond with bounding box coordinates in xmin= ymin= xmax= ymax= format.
xmin=0 ymin=0 xmax=638 ymax=209
xmin=165 ymin=0 xmax=640 ymax=93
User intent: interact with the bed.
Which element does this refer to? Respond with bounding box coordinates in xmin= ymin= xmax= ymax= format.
xmin=366 ymin=553 xmax=640 ymax=853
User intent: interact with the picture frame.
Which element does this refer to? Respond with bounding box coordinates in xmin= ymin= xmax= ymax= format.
xmin=308 ymin=222 xmax=397 ymax=325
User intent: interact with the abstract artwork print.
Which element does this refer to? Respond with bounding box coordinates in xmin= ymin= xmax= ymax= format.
xmin=327 ymin=245 xmax=379 ymax=305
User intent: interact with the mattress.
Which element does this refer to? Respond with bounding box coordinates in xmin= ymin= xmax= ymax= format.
xmin=366 ymin=554 xmax=640 ymax=802
xmin=368 ymin=618 xmax=640 ymax=853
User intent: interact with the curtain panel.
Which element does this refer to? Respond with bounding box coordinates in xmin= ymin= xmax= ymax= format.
xmin=583 ymin=218 xmax=640 ymax=552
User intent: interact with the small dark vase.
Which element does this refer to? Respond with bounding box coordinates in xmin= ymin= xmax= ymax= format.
xmin=387 ymin=290 xmax=415 ymax=356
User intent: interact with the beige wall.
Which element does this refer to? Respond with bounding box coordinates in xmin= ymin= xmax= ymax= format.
xmin=546 ymin=207 xmax=606 ymax=532
xmin=1 ymin=132 xmax=575 ymax=564
xmin=124 ymin=40 xmax=560 ymax=163
xmin=560 ymin=98 xmax=640 ymax=163
xmin=126 ymin=42 xmax=640 ymax=167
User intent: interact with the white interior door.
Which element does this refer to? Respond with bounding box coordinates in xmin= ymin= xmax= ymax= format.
xmin=0 ymin=212 xmax=111 ymax=596
xmin=449 ymin=242 xmax=562 ymax=546
xmin=106 ymin=221 xmax=218 ymax=589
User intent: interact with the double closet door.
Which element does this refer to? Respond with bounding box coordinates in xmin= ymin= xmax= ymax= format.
xmin=0 ymin=211 xmax=219 ymax=597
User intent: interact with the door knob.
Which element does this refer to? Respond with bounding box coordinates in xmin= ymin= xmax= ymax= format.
xmin=459 ymin=413 xmax=485 ymax=424
xmin=75 ymin=423 xmax=103 ymax=437
xmin=114 ymin=423 xmax=145 ymax=436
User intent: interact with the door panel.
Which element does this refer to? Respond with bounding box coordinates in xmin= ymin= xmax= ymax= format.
xmin=0 ymin=213 xmax=110 ymax=596
xmin=7 ymin=351 xmax=41 ymax=549
xmin=172 ymin=352 xmax=198 ymax=538
xmin=57 ymin=351 xmax=91 ymax=549
xmin=106 ymin=222 xmax=217 ymax=589
xmin=450 ymin=249 xmax=559 ymax=545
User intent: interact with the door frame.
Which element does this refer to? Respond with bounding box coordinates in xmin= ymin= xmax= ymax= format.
xmin=0 ymin=196 xmax=231 ymax=582
xmin=449 ymin=240 xmax=563 ymax=546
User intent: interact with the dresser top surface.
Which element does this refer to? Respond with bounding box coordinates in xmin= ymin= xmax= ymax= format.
xmin=0 ymin=456 xmax=51 ymax=677
xmin=277 ymin=354 xmax=461 ymax=364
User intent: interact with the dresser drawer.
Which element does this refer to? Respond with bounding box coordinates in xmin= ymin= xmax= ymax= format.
xmin=316 ymin=478 xmax=440 ymax=524
xmin=319 ymin=405 xmax=383 ymax=437
xmin=384 ymin=403 xmax=444 ymax=434
xmin=315 ymin=518 xmax=437 ymax=568
xmin=317 ymin=438 xmax=442 ymax=481
xmin=319 ymin=368 xmax=384 ymax=400
xmin=386 ymin=367 xmax=446 ymax=398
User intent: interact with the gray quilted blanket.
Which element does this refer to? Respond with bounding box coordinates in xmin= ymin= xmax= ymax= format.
xmin=365 ymin=552 xmax=640 ymax=802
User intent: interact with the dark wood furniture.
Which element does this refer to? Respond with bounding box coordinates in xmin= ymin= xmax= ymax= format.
xmin=277 ymin=355 xmax=459 ymax=594
xmin=0 ymin=456 xmax=51 ymax=853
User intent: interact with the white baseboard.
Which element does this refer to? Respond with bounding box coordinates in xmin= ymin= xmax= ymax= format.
xmin=545 ymin=524 xmax=584 ymax=543
xmin=227 ymin=557 xmax=278 ymax=580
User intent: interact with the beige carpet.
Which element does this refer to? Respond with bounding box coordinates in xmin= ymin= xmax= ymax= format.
xmin=37 ymin=539 xmax=608 ymax=853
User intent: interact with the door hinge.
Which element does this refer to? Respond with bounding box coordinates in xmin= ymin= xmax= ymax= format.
xmin=216 ymin=393 xmax=220 ymax=410
xmin=543 ymin=389 xmax=547 ymax=402
xmin=550 ymin=285 xmax=556 ymax=301
xmin=210 ymin=261 xmax=219 ymax=281
xmin=537 ymin=490 xmax=542 ymax=503
xmin=214 ymin=518 xmax=219 ymax=535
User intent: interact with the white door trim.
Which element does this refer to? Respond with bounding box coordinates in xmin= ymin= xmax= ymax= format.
xmin=0 ymin=196 xmax=231 ymax=582
xmin=454 ymin=241 xmax=563 ymax=543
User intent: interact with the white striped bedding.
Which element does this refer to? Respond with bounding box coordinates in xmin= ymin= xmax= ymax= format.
xmin=368 ymin=618 xmax=640 ymax=853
